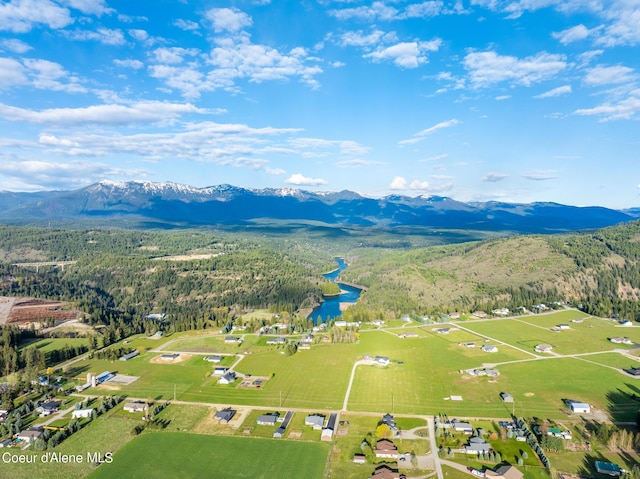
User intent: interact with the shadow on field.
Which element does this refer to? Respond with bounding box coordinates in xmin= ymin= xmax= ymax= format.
xmin=605 ymin=385 xmax=640 ymax=423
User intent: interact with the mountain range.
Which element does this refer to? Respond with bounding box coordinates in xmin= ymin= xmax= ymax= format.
xmin=0 ymin=180 xmax=636 ymax=233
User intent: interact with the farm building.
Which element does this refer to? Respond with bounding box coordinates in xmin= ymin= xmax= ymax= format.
xmin=381 ymin=413 xmax=397 ymax=431
xmin=37 ymin=400 xmax=60 ymax=416
xmin=610 ymin=337 xmax=633 ymax=344
xmin=305 ymin=414 xmax=325 ymax=429
xmin=557 ymin=324 xmax=570 ymax=330
xmin=624 ymin=367 xmax=640 ymax=376
xmin=224 ymin=336 xmax=243 ymax=344
xmin=123 ymin=402 xmax=146 ymax=413
xmin=375 ymin=439 xmax=399 ymax=459
xmin=453 ymin=421 xmax=473 ymax=434
xmin=72 ymin=408 xmax=95 ymax=419
xmin=352 ymin=453 xmax=366 ymax=464
xmin=257 ymin=413 xmax=279 ymax=426
xmin=321 ymin=413 xmax=337 ymax=441
xmin=568 ymin=401 xmax=591 ymax=414
xmin=213 ymin=367 xmax=229 ymax=376
xmin=266 ymin=337 xmax=286 ymax=345
xmin=375 ymin=356 xmax=391 ymax=366
xmin=595 ymin=461 xmax=622 ymax=476
xmin=481 ymin=345 xmax=498 ymax=353
xmin=500 ymin=392 xmax=514 ymax=403
xmin=160 ymin=353 xmax=179 ymax=361
xmin=119 ymin=351 xmax=139 ymax=361
xmin=214 ymin=408 xmax=236 ymax=423
xmin=204 ymin=355 xmax=223 ymax=363
xmin=0 ymin=438 xmax=12 ymax=448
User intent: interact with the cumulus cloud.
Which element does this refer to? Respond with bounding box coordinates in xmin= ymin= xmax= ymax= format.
xmin=0 ymin=0 xmax=73 ymax=33
xmin=583 ymin=65 xmax=636 ymax=86
xmin=552 ymin=24 xmax=591 ymax=44
xmin=206 ymin=7 xmax=252 ymax=33
xmin=463 ymin=50 xmax=567 ymax=88
xmin=534 ymin=85 xmax=572 ymax=98
xmin=364 ymin=39 xmax=442 ymax=68
xmin=285 ymin=173 xmax=328 ymax=186
xmin=174 ymin=19 xmax=200 ymax=32
xmin=113 ymin=59 xmax=144 ymax=70
xmin=482 ymin=172 xmax=508 ymax=182
xmin=574 ymin=89 xmax=640 ymax=121
xmin=59 ymin=0 xmax=113 ymax=16
xmin=0 ymin=38 xmax=32 ymax=53
xmin=152 ymin=47 xmax=199 ymax=64
xmin=0 ymin=57 xmax=27 ymax=88
xmin=399 ymin=119 xmax=460 ymax=146
xmin=389 ymin=176 xmax=407 ymax=189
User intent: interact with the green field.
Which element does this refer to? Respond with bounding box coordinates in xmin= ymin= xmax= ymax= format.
xmin=88 ymin=432 xmax=330 ymax=479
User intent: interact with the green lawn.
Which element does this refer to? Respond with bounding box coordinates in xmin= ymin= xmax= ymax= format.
xmin=88 ymin=432 xmax=330 ymax=479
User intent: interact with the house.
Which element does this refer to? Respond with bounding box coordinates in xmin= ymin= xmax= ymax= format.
xmin=266 ymin=336 xmax=286 ymax=345
xmin=0 ymin=438 xmax=12 ymax=448
xmin=72 ymin=408 xmax=95 ymax=419
xmin=214 ymin=408 xmax=236 ymax=424
xmin=224 ymin=336 xmax=243 ymax=344
xmin=218 ymin=371 xmax=237 ymax=384
xmin=595 ymin=461 xmax=622 ymax=477
xmin=620 ymin=320 xmax=633 ymax=327
xmin=472 ymin=311 xmax=488 ymax=318
xmin=568 ymin=401 xmax=591 ymax=414
xmin=273 ymin=427 xmax=285 ymax=438
xmin=369 ymin=465 xmax=406 ymax=479
xmin=123 ymin=402 xmax=146 ymax=413
xmin=321 ymin=413 xmax=337 ymax=441
xmin=610 ymin=337 xmax=633 ymax=345
xmin=624 ymin=366 xmax=640 ymax=376
xmin=492 ymin=308 xmax=510 ymax=316
xmin=213 ymin=367 xmax=229 ymax=376
xmin=119 ymin=350 xmax=139 ymax=361
xmin=17 ymin=428 xmax=43 ymax=444
xmin=37 ymin=400 xmax=61 ymax=416
xmin=274 ymin=410 xmax=294 ymax=438
xmin=352 ymin=453 xmax=366 ymax=464
xmin=485 ymin=465 xmax=524 ymax=479
xmin=204 ymin=355 xmax=223 ymax=363
xmin=375 ymin=439 xmax=399 ymax=459
xmin=435 ymin=328 xmax=451 ymax=334
xmin=257 ymin=413 xmax=279 ymax=426
xmin=375 ymin=356 xmax=391 ymax=366
xmin=481 ymin=345 xmax=498 ymax=353
xmin=305 ymin=414 xmax=325 ymax=430
xmin=453 ymin=421 xmax=473 ymax=434
xmin=464 ymin=436 xmax=492 ymax=454
xmin=381 ymin=413 xmax=397 ymax=431
xmin=557 ymin=324 xmax=570 ymax=330
xmin=500 ymin=392 xmax=514 ymax=403
xmin=535 ymin=343 xmax=553 ymax=353
xmin=464 ymin=342 xmax=476 ymax=348
xmin=405 ymin=332 xmax=419 ymax=338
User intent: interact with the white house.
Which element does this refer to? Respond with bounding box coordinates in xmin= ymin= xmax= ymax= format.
xmin=218 ymin=371 xmax=237 ymax=384
xmin=481 ymin=345 xmax=498 ymax=353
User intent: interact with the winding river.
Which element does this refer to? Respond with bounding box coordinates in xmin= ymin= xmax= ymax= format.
xmin=308 ymin=257 xmax=362 ymax=323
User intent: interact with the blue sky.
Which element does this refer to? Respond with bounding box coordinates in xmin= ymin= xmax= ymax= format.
xmin=0 ymin=0 xmax=639 ymax=208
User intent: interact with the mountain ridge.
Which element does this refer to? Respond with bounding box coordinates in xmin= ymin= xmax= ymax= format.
xmin=0 ymin=180 xmax=634 ymax=233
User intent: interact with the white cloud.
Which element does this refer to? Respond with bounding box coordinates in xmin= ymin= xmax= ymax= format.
xmin=420 ymin=153 xmax=448 ymax=162
xmin=114 ymin=59 xmax=144 ymax=70
xmin=59 ymin=0 xmax=113 ymax=16
xmin=534 ymin=85 xmax=572 ymax=98
xmin=65 ymin=28 xmax=126 ymax=46
xmin=409 ymin=180 xmax=430 ymax=190
xmin=329 ymin=2 xmax=399 ymax=21
xmin=574 ymin=89 xmax=640 ymax=120
xmin=285 ymin=173 xmax=328 ymax=186
xmin=23 ymin=58 xmax=85 ymax=93
xmin=265 ymin=167 xmax=286 ymax=175
xmin=0 ymin=101 xmax=208 ymax=125
xmin=495 ymin=95 xmax=511 ymax=100
xmin=364 ymin=39 xmax=442 ymax=68
xmin=552 ymin=24 xmax=591 ymax=44
xmin=583 ymin=65 xmax=636 ymax=86
xmin=128 ymin=29 xmax=149 ymax=42
xmin=403 ymin=1 xmax=445 ymax=18
xmin=399 ymin=119 xmax=460 ymax=145
xmin=389 ymin=176 xmax=407 ymax=189
xmin=0 ymin=0 xmax=73 ymax=33
xmin=0 ymin=38 xmax=32 ymax=53
xmin=206 ymin=7 xmax=252 ymax=33
xmin=464 ymin=50 xmax=567 ymax=88
xmin=482 ymin=172 xmax=508 ymax=182
xmin=174 ymin=19 xmax=200 ymax=32
xmin=152 ymin=47 xmax=199 ymax=64
xmin=337 ymin=29 xmax=394 ymax=47
xmin=0 ymin=57 xmax=27 ymax=88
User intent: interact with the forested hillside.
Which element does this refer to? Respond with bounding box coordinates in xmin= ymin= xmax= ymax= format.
xmin=2 ymin=221 xmax=640 ymax=338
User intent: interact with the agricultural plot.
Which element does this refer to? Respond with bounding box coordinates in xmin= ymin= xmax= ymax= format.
xmin=88 ymin=432 xmax=330 ymax=479
xmin=463 ymin=313 xmax=636 ymax=355
xmin=163 ymin=334 xmax=265 ymax=354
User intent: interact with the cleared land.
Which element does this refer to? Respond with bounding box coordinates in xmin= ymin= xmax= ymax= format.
xmin=87 ymin=432 xmax=330 ymax=479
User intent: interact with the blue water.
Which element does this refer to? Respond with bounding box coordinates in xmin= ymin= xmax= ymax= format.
xmin=308 ymin=257 xmax=362 ymax=323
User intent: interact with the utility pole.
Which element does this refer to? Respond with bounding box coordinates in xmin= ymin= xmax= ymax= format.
xmin=174 ymin=384 xmax=176 ymax=401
